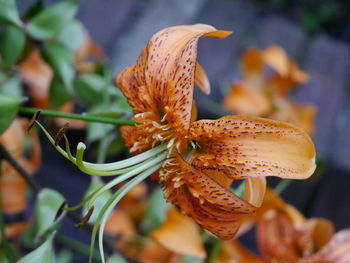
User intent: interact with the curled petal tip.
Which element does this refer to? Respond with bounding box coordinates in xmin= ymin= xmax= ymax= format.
xmin=203 ymin=30 xmax=233 ymax=39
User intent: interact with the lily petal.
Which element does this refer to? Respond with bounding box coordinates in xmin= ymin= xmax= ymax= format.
xmin=194 ymin=62 xmax=210 ymax=94
xmin=162 ymin=155 xmax=257 ymax=239
xmin=262 ymin=45 xmax=289 ymax=76
xmin=311 ymin=229 xmax=350 ymax=263
xmin=189 ymin=115 xmax=316 ymax=179
xmin=243 ymin=177 xmax=266 ymax=207
xmin=223 ymin=82 xmax=272 ymax=116
xmin=296 ymin=218 xmax=334 ymax=257
xmin=117 ymin=24 xmax=231 ymax=143
xmin=150 ymin=207 xmax=206 ymax=258
xmin=257 ymin=210 xmax=300 ymax=262
xmin=241 ymin=48 xmax=264 ymax=85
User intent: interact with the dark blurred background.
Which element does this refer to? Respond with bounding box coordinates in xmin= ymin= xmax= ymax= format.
xmin=16 ymin=0 xmax=350 ymax=260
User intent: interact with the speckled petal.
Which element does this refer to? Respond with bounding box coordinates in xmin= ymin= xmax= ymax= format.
xmin=116 ymin=65 xmax=156 ymax=115
xmin=189 ymin=115 xmax=316 ymax=179
xmin=162 ymin=155 xmax=257 ymax=239
xmin=117 ymin=25 xmax=231 ymax=141
xmin=304 ymin=229 xmax=350 ymax=263
xmin=257 ymin=210 xmax=299 ymax=262
xmin=120 ymin=125 xmax=138 ymax=149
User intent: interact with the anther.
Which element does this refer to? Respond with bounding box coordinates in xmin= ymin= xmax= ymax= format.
xmin=75 ymin=206 xmax=94 ymax=228
xmin=54 ymin=123 xmax=70 ymax=146
xmin=54 ymin=201 xmax=67 ymax=222
xmin=26 ymin=111 xmax=41 ymax=132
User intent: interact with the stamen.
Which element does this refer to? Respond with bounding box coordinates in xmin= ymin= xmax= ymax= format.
xmin=54 ymin=122 xmax=70 ymax=146
xmin=83 ymin=152 xmax=167 ymax=209
xmin=26 ymin=111 xmax=41 ymax=132
xmin=75 ymin=206 xmax=94 ymax=228
xmin=54 ymin=201 xmax=67 ymax=222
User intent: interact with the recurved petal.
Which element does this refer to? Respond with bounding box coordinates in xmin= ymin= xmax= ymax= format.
xmin=194 ymin=62 xmax=210 ymax=94
xmin=117 ymin=24 xmax=231 ymax=139
xmin=150 ymin=207 xmax=206 ymax=258
xmin=296 ymin=218 xmax=334 ymax=257
xmin=167 ymin=185 xmax=245 ymax=240
xmin=116 ymin=65 xmax=156 ymax=114
xmin=223 ymin=82 xmax=272 ymax=116
xmin=241 ymin=48 xmax=264 ymax=83
xmin=262 ymin=45 xmax=289 ymax=76
xmin=189 ymin=115 xmax=316 ymax=179
xmin=243 ymin=177 xmax=266 ymax=208
xmin=162 ymin=155 xmax=257 ymax=239
xmin=314 ymin=229 xmax=350 ymax=263
xmin=257 ymin=210 xmax=299 ymax=262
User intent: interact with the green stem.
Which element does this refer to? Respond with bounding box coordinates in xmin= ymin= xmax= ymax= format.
xmin=56 ymin=234 xmax=100 ymax=261
xmin=274 ymin=179 xmax=292 ymax=195
xmin=207 ymin=238 xmax=221 ymax=263
xmin=19 ymin=107 xmax=135 ymax=126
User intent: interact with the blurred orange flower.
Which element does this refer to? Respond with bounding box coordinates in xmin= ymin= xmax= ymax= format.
xmin=105 ymin=185 xmax=204 ymax=262
xmin=0 ymin=118 xmax=41 ymax=238
xmin=221 ymin=189 xmax=350 ymax=263
xmin=18 ymin=31 xmax=104 ymax=128
xmin=223 ymin=46 xmax=316 ymax=134
xmin=117 ymin=25 xmax=316 ymax=239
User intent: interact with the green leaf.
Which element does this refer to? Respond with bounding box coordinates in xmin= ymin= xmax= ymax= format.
xmin=179 ymin=255 xmax=204 ymax=263
xmin=0 ymin=94 xmax=20 ymax=135
xmin=105 ymin=133 xmax=124 ymax=157
xmin=42 ymin=41 xmax=74 ymax=89
xmin=56 ymin=20 xmax=84 ymax=51
xmin=26 ymin=0 xmax=78 ymax=40
xmin=34 ymin=188 xmax=65 ymax=238
xmin=83 ymin=177 xmax=112 ymax=224
xmin=0 ymin=75 xmax=22 ymax=97
xmin=115 ymin=95 xmax=132 ymax=113
xmin=0 ymin=249 xmax=9 ymax=263
xmin=0 ymin=0 xmax=22 ymax=26
xmin=22 ymin=0 xmax=44 ymax=21
xmin=55 ymin=249 xmax=73 ymax=263
xmin=73 ymin=74 xmax=107 ymax=105
xmin=107 ymin=254 xmax=126 ymax=263
xmin=0 ymin=25 xmax=25 ymax=68
xmin=49 ymin=77 xmax=71 ymax=109
xmin=141 ymin=187 xmax=169 ymax=233
xmin=18 ymin=236 xmax=54 ymax=263
xmin=0 ymin=243 xmax=17 ymax=263
xmin=87 ymin=108 xmax=115 ymax=142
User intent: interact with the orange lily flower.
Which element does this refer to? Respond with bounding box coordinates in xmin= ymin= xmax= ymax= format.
xmin=223 ymin=46 xmax=317 ymax=133
xmin=33 ymin=24 xmax=316 ymax=263
xmin=117 ymin=24 xmax=316 ymax=239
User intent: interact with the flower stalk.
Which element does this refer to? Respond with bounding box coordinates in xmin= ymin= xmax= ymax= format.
xmin=19 ymin=106 xmax=135 ymax=126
